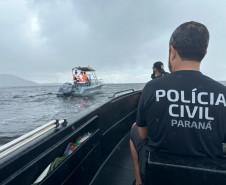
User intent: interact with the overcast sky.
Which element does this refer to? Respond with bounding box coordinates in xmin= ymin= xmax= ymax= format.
xmin=0 ymin=0 xmax=226 ymax=83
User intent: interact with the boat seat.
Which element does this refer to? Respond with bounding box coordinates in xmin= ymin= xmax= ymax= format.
xmin=146 ymin=151 xmax=226 ymax=185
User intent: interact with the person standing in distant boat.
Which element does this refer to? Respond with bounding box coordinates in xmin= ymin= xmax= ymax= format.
xmin=130 ymin=21 xmax=226 ymax=185
xmin=78 ymin=71 xmax=84 ymax=83
xmin=151 ymin=61 xmax=169 ymax=79
xmin=73 ymin=71 xmax=78 ymax=85
xmin=83 ymin=72 xmax=87 ymax=82
xmin=83 ymin=72 xmax=90 ymax=86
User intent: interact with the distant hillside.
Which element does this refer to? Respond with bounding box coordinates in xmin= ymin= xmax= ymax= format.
xmin=0 ymin=74 xmax=38 ymax=87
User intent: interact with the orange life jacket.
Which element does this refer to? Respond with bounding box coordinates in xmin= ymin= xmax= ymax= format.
xmin=78 ymin=74 xmax=83 ymax=82
xmin=73 ymin=74 xmax=76 ymax=80
xmin=83 ymin=74 xmax=87 ymax=82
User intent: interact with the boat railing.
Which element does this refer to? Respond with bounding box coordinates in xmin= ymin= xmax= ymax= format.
xmin=108 ymin=89 xmax=134 ymax=98
xmin=90 ymin=79 xmax=103 ymax=85
xmin=0 ymin=119 xmax=67 ymax=160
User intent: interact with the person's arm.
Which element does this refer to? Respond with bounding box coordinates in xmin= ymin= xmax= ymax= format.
xmin=138 ymin=126 xmax=147 ymax=139
xmin=136 ymin=87 xmax=147 ymax=139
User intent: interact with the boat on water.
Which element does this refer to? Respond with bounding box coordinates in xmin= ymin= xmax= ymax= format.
xmin=57 ymin=66 xmax=103 ymax=97
xmin=1 ymin=90 xmax=226 ymax=185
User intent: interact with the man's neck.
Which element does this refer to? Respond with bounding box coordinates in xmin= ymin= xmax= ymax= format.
xmin=173 ymin=60 xmax=200 ymax=72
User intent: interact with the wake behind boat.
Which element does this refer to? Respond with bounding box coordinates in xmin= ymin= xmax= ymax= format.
xmin=57 ymin=66 xmax=103 ymax=97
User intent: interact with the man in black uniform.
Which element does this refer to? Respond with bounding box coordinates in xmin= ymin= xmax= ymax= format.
xmin=151 ymin=61 xmax=169 ymax=79
xmin=130 ymin=21 xmax=226 ymax=185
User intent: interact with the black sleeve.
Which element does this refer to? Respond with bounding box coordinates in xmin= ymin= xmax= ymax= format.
xmin=136 ymin=87 xmax=148 ymax=127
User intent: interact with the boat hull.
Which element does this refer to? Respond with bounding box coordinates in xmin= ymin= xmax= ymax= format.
xmin=56 ymin=83 xmax=103 ymax=97
xmin=0 ymin=90 xmax=141 ymax=185
xmin=72 ymin=84 xmax=103 ymax=96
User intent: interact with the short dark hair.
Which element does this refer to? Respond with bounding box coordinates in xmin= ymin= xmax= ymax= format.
xmin=169 ymin=21 xmax=209 ymax=62
xmin=153 ymin=61 xmax=165 ymax=73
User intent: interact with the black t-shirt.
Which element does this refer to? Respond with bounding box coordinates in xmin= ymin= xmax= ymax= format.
xmin=136 ymin=70 xmax=226 ymax=158
xmin=151 ymin=71 xmax=169 ymax=79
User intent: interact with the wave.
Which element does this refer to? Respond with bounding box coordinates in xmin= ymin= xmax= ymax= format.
xmin=0 ymin=84 xmax=145 ymax=146
xmin=13 ymin=95 xmax=22 ymax=98
xmin=28 ymin=92 xmax=54 ymax=98
xmin=1 ymin=116 xmax=23 ymax=125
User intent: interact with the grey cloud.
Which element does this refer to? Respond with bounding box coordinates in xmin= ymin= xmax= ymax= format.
xmin=0 ymin=0 xmax=226 ymax=83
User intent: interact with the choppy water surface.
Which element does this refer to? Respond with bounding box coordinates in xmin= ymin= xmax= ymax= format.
xmin=0 ymin=84 xmax=144 ymax=145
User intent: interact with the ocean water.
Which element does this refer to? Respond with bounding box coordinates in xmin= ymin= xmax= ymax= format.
xmin=0 ymin=83 xmax=145 ymax=146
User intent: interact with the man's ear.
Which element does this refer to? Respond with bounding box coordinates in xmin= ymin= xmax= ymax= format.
xmin=170 ymin=45 xmax=177 ymax=61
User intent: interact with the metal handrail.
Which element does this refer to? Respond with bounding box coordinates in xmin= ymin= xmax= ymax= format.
xmin=0 ymin=120 xmax=57 ymax=153
xmin=108 ymin=89 xmax=134 ymax=98
xmin=0 ymin=119 xmax=67 ymax=159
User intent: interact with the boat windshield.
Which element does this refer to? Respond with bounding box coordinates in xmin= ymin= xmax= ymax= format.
xmin=87 ymin=74 xmax=92 ymax=80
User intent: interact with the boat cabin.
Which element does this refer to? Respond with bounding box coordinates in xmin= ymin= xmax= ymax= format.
xmin=72 ymin=66 xmax=102 ymax=87
xmin=57 ymin=66 xmax=103 ymax=96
